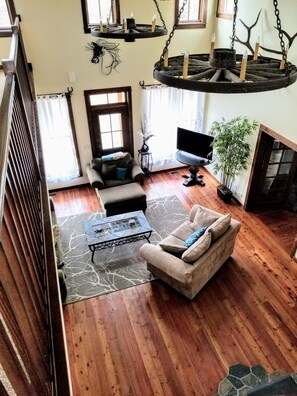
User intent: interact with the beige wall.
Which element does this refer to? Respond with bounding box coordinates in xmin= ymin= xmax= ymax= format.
xmin=205 ymin=0 xmax=297 ymax=202
xmin=13 ymin=0 xmax=216 ymax=189
xmin=10 ymin=0 xmax=297 ymax=197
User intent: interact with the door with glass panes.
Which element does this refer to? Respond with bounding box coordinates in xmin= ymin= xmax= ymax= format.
xmin=85 ymin=87 xmax=134 ymax=157
xmin=246 ymin=130 xmax=297 ymax=211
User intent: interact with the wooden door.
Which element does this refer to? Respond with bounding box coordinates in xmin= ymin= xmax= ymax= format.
xmin=246 ymin=130 xmax=297 ymax=211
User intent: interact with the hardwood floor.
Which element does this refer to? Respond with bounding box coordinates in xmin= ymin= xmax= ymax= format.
xmin=54 ymin=168 xmax=297 ymax=396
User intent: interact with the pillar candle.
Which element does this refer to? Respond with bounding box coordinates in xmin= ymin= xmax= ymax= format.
xmin=279 ymin=45 xmax=289 ymax=70
xmin=164 ymin=49 xmax=168 ymax=67
xmin=123 ymin=18 xmax=128 ymax=33
xmin=152 ymin=15 xmax=156 ymax=32
xmin=210 ymin=32 xmax=215 ymax=60
xmin=253 ymin=36 xmax=260 ymax=60
xmin=183 ymin=51 xmax=189 ymax=79
xmin=240 ymin=51 xmax=248 ymax=81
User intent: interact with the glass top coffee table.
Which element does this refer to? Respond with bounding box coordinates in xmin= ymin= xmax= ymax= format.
xmin=84 ymin=210 xmax=152 ymax=262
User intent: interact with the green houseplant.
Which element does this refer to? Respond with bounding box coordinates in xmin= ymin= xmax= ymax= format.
xmin=209 ymin=116 xmax=258 ymax=203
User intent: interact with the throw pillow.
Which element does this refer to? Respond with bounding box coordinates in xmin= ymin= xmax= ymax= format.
xmin=183 ymin=227 xmax=207 ymax=248
xmin=159 ymin=235 xmax=188 ymax=255
xmin=101 ymin=163 xmax=116 ymax=179
xmin=116 ymin=167 xmax=128 ymax=180
xmin=207 ymin=213 xmax=231 ymax=241
xmin=192 ymin=206 xmax=220 ymax=230
xmin=90 ymin=158 xmax=102 ymax=172
xmin=182 ymin=231 xmax=212 ymax=263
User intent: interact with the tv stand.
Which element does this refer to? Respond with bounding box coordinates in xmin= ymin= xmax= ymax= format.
xmin=176 ymin=150 xmax=210 ymax=187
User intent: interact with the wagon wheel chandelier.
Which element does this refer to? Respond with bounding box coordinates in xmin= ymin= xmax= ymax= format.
xmin=153 ymin=0 xmax=297 ymax=94
xmin=91 ymin=0 xmax=167 ymax=42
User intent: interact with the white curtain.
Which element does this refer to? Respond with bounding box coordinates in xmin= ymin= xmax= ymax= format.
xmin=141 ymin=86 xmax=205 ymax=167
xmin=37 ymin=95 xmax=80 ymax=183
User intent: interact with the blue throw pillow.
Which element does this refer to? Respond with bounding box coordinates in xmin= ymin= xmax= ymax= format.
xmin=183 ymin=227 xmax=207 ymax=248
xmin=116 ymin=167 xmax=127 ymax=180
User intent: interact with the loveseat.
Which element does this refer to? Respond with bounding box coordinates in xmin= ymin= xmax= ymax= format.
xmin=86 ymin=151 xmax=145 ymax=189
xmin=139 ymin=204 xmax=241 ymax=299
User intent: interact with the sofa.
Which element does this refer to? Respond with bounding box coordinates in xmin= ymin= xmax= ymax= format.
xmin=139 ymin=204 xmax=241 ymax=299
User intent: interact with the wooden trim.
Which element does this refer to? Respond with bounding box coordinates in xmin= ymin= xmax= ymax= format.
xmin=175 ymin=0 xmax=207 ymax=29
xmin=259 ymin=124 xmax=297 ymax=152
xmin=65 ymin=95 xmax=83 ymax=177
xmin=244 ymin=124 xmax=297 ymax=210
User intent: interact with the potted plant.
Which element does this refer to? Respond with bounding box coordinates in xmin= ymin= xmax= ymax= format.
xmin=138 ymin=116 xmax=154 ymax=152
xmin=209 ymin=116 xmax=258 ymax=203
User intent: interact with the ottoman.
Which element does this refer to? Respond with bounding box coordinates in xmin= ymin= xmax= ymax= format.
xmin=96 ymin=182 xmax=147 ymax=217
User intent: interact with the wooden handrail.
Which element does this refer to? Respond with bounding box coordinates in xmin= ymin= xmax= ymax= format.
xmin=0 ymin=74 xmax=15 ymax=233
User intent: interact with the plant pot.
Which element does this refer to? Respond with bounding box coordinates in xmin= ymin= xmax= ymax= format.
xmin=140 ymin=141 xmax=149 ymax=152
xmin=217 ymin=184 xmax=233 ymax=203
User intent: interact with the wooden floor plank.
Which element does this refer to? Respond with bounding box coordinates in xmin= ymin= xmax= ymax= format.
xmin=58 ymin=168 xmax=297 ymax=396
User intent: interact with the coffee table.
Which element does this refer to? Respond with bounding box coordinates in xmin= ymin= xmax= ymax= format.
xmin=84 ymin=210 xmax=152 ymax=262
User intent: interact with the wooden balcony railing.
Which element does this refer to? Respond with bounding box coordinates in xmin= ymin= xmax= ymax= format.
xmin=0 ymin=18 xmax=71 ymax=396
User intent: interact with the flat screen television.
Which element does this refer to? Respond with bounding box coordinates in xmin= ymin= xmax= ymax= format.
xmin=176 ymin=127 xmax=214 ymax=161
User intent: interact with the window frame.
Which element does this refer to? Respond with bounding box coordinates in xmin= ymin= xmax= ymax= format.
xmin=175 ymin=0 xmax=207 ymax=30
xmin=216 ymin=0 xmax=233 ymax=20
xmin=0 ymin=0 xmax=17 ymax=37
xmin=84 ymin=86 xmax=134 ymax=157
xmin=81 ymin=0 xmax=120 ymax=34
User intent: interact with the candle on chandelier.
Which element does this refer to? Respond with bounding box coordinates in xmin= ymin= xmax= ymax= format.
xmin=152 ymin=14 xmax=156 ymax=32
xmin=183 ymin=51 xmax=189 ymax=79
xmin=240 ymin=51 xmax=248 ymax=81
xmin=131 ymin=12 xmax=134 ymax=18
xmin=210 ymin=32 xmax=216 ymax=59
xmin=99 ymin=20 xmax=103 ymax=32
xmin=253 ymin=36 xmax=260 ymax=60
xmin=164 ymin=49 xmax=169 ymax=67
xmin=123 ymin=18 xmax=128 ymax=33
xmin=279 ymin=45 xmax=289 ymax=70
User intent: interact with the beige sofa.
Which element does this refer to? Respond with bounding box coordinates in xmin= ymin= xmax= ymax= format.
xmin=139 ymin=205 xmax=241 ymax=299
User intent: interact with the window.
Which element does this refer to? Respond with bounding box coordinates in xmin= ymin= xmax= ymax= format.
xmin=81 ymin=0 xmax=120 ymax=33
xmin=37 ymin=94 xmax=82 ymax=183
xmin=216 ymin=0 xmax=233 ymax=20
xmin=175 ymin=0 xmax=207 ymax=29
xmin=141 ymin=86 xmax=205 ymax=167
xmin=85 ymin=87 xmax=134 ymax=157
xmin=0 ymin=0 xmax=16 ymax=36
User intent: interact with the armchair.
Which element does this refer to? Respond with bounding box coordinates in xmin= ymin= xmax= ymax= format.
xmin=86 ymin=152 xmax=145 ymax=189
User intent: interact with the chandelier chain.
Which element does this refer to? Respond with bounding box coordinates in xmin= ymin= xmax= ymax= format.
xmin=152 ymin=0 xmax=167 ymax=29
xmin=157 ymin=0 xmax=188 ymax=68
xmin=231 ymin=0 xmax=238 ymax=49
xmin=273 ymin=0 xmax=287 ymax=63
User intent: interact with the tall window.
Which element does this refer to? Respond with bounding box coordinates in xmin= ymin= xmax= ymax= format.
xmin=141 ymin=86 xmax=205 ymax=167
xmin=175 ymin=0 xmax=207 ymax=29
xmin=85 ymin=87 xmax=133 ymax=157
xmin=216 ymin=0 xmax=233 ymax=19
xmin=37 ymin=94 xmax=82 ymax=183
xmin=81 ymin=0 xmax=120 ymax=33
xmin=0 ymin=0 xmax=16 ymax=36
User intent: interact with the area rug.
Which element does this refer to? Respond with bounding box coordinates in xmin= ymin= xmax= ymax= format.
xmin=58 ymin=195 xmax=188 ymax=304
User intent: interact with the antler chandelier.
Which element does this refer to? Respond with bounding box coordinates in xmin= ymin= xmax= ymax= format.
xmin=91 ymin=0 xmax=167 ymax=42
xmin=153 ymin=0 xmax=297 ymax=93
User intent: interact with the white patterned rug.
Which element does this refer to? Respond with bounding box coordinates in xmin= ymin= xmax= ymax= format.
xmin=58 ymin=195 xmax=188 ymax=304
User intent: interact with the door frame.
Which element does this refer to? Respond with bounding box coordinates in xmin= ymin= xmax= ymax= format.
xmin=84 ymin=86 xmax=134 ymax=158
xmin=244 ymin=124 xmax=297 ymax=211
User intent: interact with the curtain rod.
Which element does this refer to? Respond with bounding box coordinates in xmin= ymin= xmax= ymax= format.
xmin=37 ymin=86 xmax=73 ymax=97
xmin=139 ymin=81 xmax=166 ymax=89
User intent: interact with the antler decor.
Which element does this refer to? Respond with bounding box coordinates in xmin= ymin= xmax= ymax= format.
xmin=233 ymin=9 xmax=297 ymax=56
